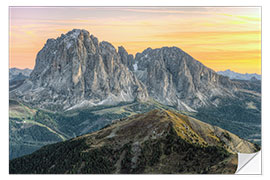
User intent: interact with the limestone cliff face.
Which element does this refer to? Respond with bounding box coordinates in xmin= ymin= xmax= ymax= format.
xmin=11 ymin=29 xmax=148 ymax=110
xmin=10 ymin=29 xmax=260 ymax=112
xmin=118 ymin=46 xmax=134 ymax=71
xmin=133 ymin=47 xmax=237 ymax=111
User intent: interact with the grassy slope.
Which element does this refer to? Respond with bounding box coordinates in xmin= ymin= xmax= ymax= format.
xmin=9 ymin=100 xmax=66 ymax=159
xmin=193 ymin=91 xmax=261 ymax=145
xmin=9 ymin=109 xmax=239 ymax=174
xmin=9 ymin=99 xmax=173 ymax=159
xmin=10 ymin=92 xmax=261 ymax=160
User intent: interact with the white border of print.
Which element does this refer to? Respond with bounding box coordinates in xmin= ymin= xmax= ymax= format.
xmin=1 ymin=0 xmax=269 ymax=180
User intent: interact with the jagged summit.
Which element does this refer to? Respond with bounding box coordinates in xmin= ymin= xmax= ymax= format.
xmin=65 ymin=29 xmax=88 ymax=37
xmin=44 ymin=29 xmax=94 ymax=50
xmin=133 ymin=46 xmax=236 ymax=111
xmin=10 ymin=29 xmax=260 ymax=112
xmin=118 ymin=46 xmax=134 ymax=70
xmin=11 ymin=29 xmax=148 ymax=111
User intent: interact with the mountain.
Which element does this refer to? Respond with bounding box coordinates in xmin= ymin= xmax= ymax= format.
xmin=9 ymin=109 xmax=259 ymax=174
xmin=217 ymin=69 xmax=261 ymax=81
xmin=10 ymin=29 xmax=148 ymax=111
xmin=9 ymin=99 xmax=66 ymax=160
xmin=9 ymin=29 xmax=261 ymax=160
xmin=9 ymin=68 xmax=32 ymax=81
xmin=132 ymin=47 xmax=241 ymax=112
xmin=9 ymin=99 xmax=173 ymax=159
xmin=10 ymin=29 xmax=259 ymax=113
xmin=9 ymin=68 xmax=32 ymax=91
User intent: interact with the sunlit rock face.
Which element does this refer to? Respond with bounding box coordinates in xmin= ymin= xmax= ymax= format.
xmin=133 ymin=47 xmax=237 ymax=111
xmin=10 ymin=29 xmax=259 ymax=112
xmin=10 ymin=29 xmax=148 ymax=111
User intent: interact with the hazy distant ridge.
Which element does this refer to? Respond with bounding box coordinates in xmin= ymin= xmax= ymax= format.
xmin=217 ymin=69 xmax=261 ymax=80
xmin=9 ymin=68 xmax=32 ymax=81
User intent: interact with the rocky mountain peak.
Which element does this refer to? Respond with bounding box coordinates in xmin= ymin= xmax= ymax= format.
xmin=11 ymin=29 xmax=148 ymax=111
xmin=118 ymin=46 xmax=134 ymax=71
xmin=10 ymin=29 xmax=257 ymax=113
xmin=133 ymin=46 xmax=236 ymax=111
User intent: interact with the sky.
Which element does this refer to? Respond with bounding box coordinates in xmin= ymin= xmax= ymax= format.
xmin=9 ymin=7 xmax=261 ymax=74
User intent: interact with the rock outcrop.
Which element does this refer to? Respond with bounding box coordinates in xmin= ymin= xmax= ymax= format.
xmin=10 ymin=29 xmax=148 ymax=111
xmin=133 ymin=47 xmax=237 ymax=111
xmin=10 ymin=29 xmax=260 ymax=112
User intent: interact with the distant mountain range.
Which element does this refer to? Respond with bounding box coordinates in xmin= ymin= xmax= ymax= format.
xmin=9 ymin=29 xmax=261 ymax=173
xmin=217 ymin=69 xmax=261 ymax=81
xmin=9 ymin=68 xmax=32 ymax=81
xmin=9 ymin=68 xmax=32 ymax=91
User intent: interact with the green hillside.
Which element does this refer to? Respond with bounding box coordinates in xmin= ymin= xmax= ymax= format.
xmin=11 ymin=109 xmax=249 ymax=174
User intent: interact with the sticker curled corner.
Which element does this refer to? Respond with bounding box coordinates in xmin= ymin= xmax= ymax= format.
xmin=235 ymin=151 xmax=261 ymax=174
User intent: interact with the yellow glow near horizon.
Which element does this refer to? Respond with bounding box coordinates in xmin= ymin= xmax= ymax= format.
xmin=9 ymin=7 xmax=261 ymax=74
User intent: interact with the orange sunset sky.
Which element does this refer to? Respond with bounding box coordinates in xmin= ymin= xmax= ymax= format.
xmin=9 ymin=7 xmax=261 ymax=74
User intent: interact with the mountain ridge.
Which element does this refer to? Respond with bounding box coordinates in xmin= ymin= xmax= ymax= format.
xmin=10 ymin=29 xmax=259 ymax=113
xmin=9 ymin=29 xmax=261 ymax=161
xmin=217 ymin=69 xmax=261 ymax=81
xmin=132 ymin=46 xmax=239 ymax=111
xmin=9 ymin=109 xmax=259 ymax=174
xmin=9 ymin=68 xmax=32 ymax=80
xmin=10 ymin=29 xmax=149 ymax=111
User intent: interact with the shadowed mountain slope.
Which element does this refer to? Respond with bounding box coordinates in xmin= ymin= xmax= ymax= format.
xmin=9 ymin=109 xmax=259 ymax=174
